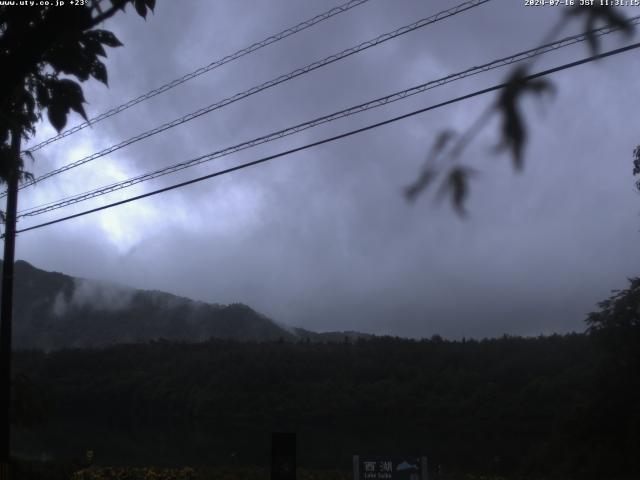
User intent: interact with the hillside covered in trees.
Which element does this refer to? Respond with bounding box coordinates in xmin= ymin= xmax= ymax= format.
xmin=7 ymin=264 xmax=639 ymax=479
xmin=1 ymin=260 xmax=370 ymax=349
xmin=10 ymin=330 xmax=638 ymax=479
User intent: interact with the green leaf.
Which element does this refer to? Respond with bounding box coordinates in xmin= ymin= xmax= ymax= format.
xmin=430 ymin=130 xmax=456 ymax=158
xmin=80 ymin=34 xmax=107 ymax=58
xmin=19 ymin=170 xmax=35 ymax=185
xmin=53 ymin=79 xmax=87 ymax=119
xmin=633 ymin=146 xmax=640 ymax=192
xmin=567 ymin=5 xmax=633 ymax=55
xmin=88 ymin=29 xmax=123 ymax=48
xmin=35 ymin=82 xmax=50 ymax=107
xmin=405 ymin=168 xmax=437 ymax=202
xmin=45 ymin=78 xmax=88 ymax=131
xmin=110 ymin=0 xmax=129 ymax=12
xmin=495 ymin=67 xmax=554 ymax=170
xmin=44 ymin=40 xmax=94 ymax=80
xmin=47 ymin=102 xmax=68 ymax=132
xmin=404 ymin=130 xmax=456 ymax=202
xmin=22 ymin=150 xmax=35 ymax=163
xmin=134 ymin=0 xmax=148 ymax=18
xmin=437 ymin=166 xmax=476 ymax=216
xmin=0 ymin=142 xmax=23 ymax=183
xmin=22 ymin=92 xmax=35 ymax=116
xmin=91 ymin=60 xmax=108 ymax=85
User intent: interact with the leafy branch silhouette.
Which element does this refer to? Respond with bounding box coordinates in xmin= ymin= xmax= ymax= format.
xmin=0 ymin=0 xmax=156 ymax=185
xmin=0 ymin=0 xmax=155 ymax=225
xmin=406 ymin=5 xmax=635 ymax=214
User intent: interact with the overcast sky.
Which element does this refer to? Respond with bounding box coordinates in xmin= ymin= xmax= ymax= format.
xmin=11 ymin=0 xmax=640 ymax=338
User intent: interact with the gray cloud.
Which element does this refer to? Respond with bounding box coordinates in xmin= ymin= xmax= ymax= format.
xmin=13 ymin=0 xmax=640 ymax=339
xmin=52 ymin=278 xmax=135 ymax=317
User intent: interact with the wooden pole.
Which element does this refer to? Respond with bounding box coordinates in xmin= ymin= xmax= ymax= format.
xmin=352 ymin=455 xmax=360 ymax=480
xmin=421 ymin=456 xmax=428 ymax=480
xmin=0 ymin=129 xmax=20 ymax=480
xmin=271 ymin=432 xmax=296 ymax=480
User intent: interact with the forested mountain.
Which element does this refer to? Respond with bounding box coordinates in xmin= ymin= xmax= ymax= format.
xmin=7 ymin=334 xmax=614 ymax=478
xmin=6 ymin=262 xmax=640 ymax=478
xmin=1 ymin=260 xmax=370 ymax=350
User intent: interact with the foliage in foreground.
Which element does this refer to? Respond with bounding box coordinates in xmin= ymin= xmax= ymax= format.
xmin=70 ymin=467 xmax=517 ymax=480
xmin=10 ymin=278 xmax=640 ymax=479
xmin=71 ymin=466 xmax=351 ymax=480
xmin=13 ymin=334 xmax=594 ymax=477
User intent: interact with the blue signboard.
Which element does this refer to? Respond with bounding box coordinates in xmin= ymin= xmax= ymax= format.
xmin=353 ymin=456 xmax=427 ymax=480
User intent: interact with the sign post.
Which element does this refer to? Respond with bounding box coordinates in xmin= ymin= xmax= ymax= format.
xmin=271 ymin=432 xmax=296 ymax=480
xmin=353 ymin=456 xmax=428 ymax=480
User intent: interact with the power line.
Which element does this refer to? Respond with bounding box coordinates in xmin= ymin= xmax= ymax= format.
xmin=23 ymin=0 xmax=374 ymax=154
xmin=11 ymin=0 xmax=491 ymax=195
xmin=10 ymin=40 xmax=640 ymax=238
xmin=17 ymin=18 xmax=639 ymax=219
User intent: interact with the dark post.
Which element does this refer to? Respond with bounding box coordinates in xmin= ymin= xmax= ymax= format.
xmin=0 ymin=129 xmax=20 ymax=480
xmin=271 ymin=432 xmax=296 ymax=480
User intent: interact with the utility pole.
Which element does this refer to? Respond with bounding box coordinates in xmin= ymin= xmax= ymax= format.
xmin=0 ymin=128 xmax=20 ymax=480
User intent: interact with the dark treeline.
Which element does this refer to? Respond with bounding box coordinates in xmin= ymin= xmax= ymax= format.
xmin=10 ymin=330 xmax=637 ymax=479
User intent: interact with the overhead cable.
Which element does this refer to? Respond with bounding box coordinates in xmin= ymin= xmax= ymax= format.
xmin=11 ymin=0 xmax=491 ymax=195
xmin=24 ymin=0 xmax=375 ymax=153
xmin=11 ymin=40 xmax=640 ymax=237
xmin=17 ymin=17 xmax=639 ymax=219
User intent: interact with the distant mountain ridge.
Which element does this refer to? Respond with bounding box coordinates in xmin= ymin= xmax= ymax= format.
xmin=0 ymin=260 xmax=372 ymax=350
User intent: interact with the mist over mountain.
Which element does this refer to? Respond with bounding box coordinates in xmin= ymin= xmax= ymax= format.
xmin=2 ymin=260 xmax=370 ymax=350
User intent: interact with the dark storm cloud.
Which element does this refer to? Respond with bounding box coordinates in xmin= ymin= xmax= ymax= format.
xmin=14 ymin=0 xmax=640 ymax=338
